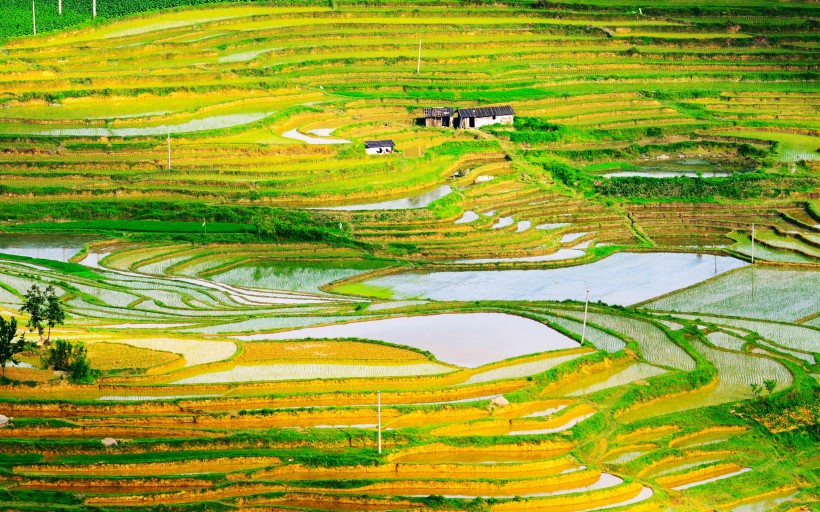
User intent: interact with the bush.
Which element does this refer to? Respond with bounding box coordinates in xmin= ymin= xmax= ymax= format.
xmin=498 ymin=117 xmax=573 ymax=144
xmin=42 ymin=339 xmax=96 ymax=383
xmin=646 ymin=127 xmax=664 ymax=138
xmin=538 ymin=159 xmax=593 ymax=190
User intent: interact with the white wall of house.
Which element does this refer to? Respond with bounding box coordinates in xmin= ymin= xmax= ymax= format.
xmin=460 ymin=115 xmax=514 ymax=128
xmin=475 ymin=115 xmax=514 ymax=128
xmin=366 ymin=147 xmax=393 ymax=154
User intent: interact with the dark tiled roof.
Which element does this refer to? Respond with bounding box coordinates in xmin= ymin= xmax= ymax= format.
xmin=457 ymin=105 xmax=515 ymax=118
xmin=364 ymin=140 xmax=395 ymax=149
xmin=423 ymin=107 xmax=454 ymax=117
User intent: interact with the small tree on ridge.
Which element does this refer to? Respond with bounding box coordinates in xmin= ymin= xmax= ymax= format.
xmin=44 ymin=286 xmax=65 ymax=343
xmin=0 ymin=316 xmax=25 ymax=377
xmin=20 ymin=285 xmax=64 ymax=343
xmin=20 ymin=284 xmax=46 ymax=340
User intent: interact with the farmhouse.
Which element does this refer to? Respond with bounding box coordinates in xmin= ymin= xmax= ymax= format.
xmin=457 ymin=105 xmax=515 ymax=129
xmin=364 ymin=140 xmax=395 ymax=154
xmin=423 ymin=107 xmax=455 ymax=127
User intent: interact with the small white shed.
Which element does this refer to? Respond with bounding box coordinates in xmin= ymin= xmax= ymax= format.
xmin=365 ymin=140 xmax=395 ymax=155
xmin=457 ymin=106 xmax=515 ymax=129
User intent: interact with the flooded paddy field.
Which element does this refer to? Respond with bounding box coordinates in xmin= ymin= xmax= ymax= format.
xmin=0 ymin=233 xmax=97 ymax=262
xmin=600 ymin=158 xmax=754 ymax=178
xmin=210 ymin=259 xmax=392 ymax=294
xmin=236 ymin=313 xmax=580 ymax=367
xmin=644 ymin=267 xmax=820 ymax=322
xmin=341 ymin=252 xmax=746 ymax=305
xmin=312 ymin=185 xmax=453 ymax=211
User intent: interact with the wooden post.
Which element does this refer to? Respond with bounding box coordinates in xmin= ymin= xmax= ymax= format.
xmin=751 ymin=223 xmax=755 ymax=264
xmin=417 ymin=40 xmax=421 ymax=74
xmin=377 ymin=391 xmax=382 ymax=454
xmin=580 ymin=289 xmax=589 ymax=345
xmin=32 ymin=0 xmax=37 ymax=35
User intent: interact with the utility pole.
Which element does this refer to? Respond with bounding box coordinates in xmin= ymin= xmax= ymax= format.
xmin=93 ymin=0 xmax=97 ymax=18
xmin=377 ymin=391 xmax=382 ymax=454
xmin=751 ymin=223 xmax=755 ymax=264
xmin=167 ymin=131 xmax=171 ymax=170
xmin=32 ymin=0 xmax=37 ymax=35
xmin=58 ymin=0 xmax=62 ymax=16
xmin=580 ymin=289 xmax=589 ymax=345
xmin=417 ymin=39 xmax=421 ymax=75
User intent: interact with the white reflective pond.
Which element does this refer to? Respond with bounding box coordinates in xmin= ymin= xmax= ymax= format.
xmin=352 ymin=252 xmax=746 ymax=306
xmin=236 ymin=312 xmax=580 ymax=367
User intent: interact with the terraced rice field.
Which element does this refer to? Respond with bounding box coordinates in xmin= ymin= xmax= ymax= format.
xmin=0 ymin=0 xmax=818 ymax=510
xmin=0 ymin=234 xmax=816 ymax=510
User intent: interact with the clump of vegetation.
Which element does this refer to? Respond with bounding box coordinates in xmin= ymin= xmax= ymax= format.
xmin=42 ymin=339 xmax=96 ymax=383
xmin=739 ymin=381 xmax=819 ymax=436
xmin=749 ymin=379 xmax=778 ymax=401
xmin=537 ymin=159 xmax=594 ymax=190
xmin=596 ymin=173 xmax=765 ymax=200
xmin=499 ymin=117 xmax=576 ymax=144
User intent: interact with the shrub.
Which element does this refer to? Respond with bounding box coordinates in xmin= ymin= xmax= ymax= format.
xmin=42 ymin=340 xmax=96 ymax=383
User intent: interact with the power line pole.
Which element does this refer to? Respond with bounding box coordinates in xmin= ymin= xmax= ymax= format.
xmin=58 ymin=0 xmax=62 ymax=16
xmin=377 ymin=391 xmax=382 ymax=454
xmin=32 ymin=0 xmax=37 ymax=35
xmin=580 ymin=289 xmax=589 ymax=345
xmin=93 ymin=0 xmax=97 ymax=18
xmin=417 ymin=39 xmax=421 ymax=75
xmin=167 ymin=131 xmax=171 ymax=170
xmin=751 ymin=223 xmax=755 ymax=264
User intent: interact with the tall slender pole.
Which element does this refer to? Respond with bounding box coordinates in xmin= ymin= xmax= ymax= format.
xmin=58 ymin=0 xmax=62 ymax=16
xmin=417 ymin=40 xmax=421 ymax=75
xmin=167 ymin=131 xmax=171 ymax=170
xmin=580 ymin=289 xmax=589 ymax=346
xmin=751 ymin=264 xmax=756 ymax=300
xmin=93 ymin=0 xmax=97 ymax=18
xmin=32 ymin=0 xmax=37 ymax=36
xmin=751 ymin=223 xmax=755 ymax=264
xmin=377 ymin=391 xmax=382 ymax=454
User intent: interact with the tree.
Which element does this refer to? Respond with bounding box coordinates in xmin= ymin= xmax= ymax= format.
xmin=763 ymin=379 xmax=777 ymax=395
xmin=0 ymin=316 xmax=25 ymax=377
xmin=44 ymin=286 xmax=65 ymax=343
xmin=43 ymin=339 xmax=74 ymax=371
xmin=20 ymin=285 xmax=46 ymax=340
xmin=43 ymin=339 xmax=95 ymax=383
